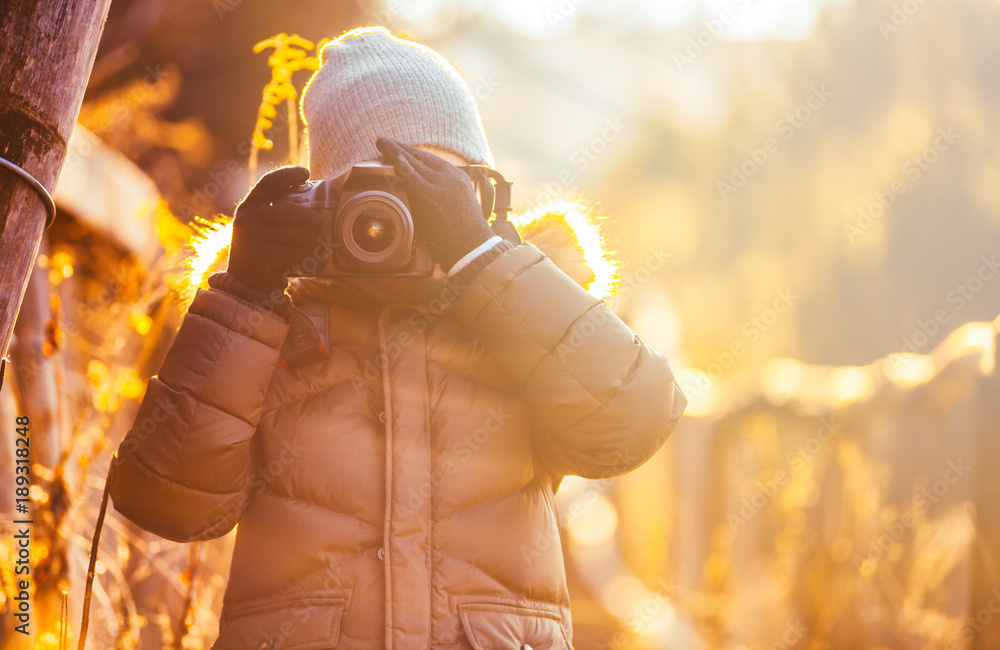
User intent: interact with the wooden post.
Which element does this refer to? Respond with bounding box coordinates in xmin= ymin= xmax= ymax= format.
xmin=971 ymin=331 xmax=1000 ymax=650
xmin=0 ymin=0 xmax=113 ymax=360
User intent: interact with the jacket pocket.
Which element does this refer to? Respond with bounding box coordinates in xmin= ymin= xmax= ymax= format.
xmin=458 ymin=598 xmax=571 ymax=650
xmin=214 ymin=589 xmax=350 ymax=649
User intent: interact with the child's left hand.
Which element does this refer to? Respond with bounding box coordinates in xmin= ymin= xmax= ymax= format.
xmin=375 ymin=137 xmax=494 ymax=271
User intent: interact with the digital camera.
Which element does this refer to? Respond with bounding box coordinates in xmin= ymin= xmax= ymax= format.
xmin=277 ymin=162 xmax=513 ymax=278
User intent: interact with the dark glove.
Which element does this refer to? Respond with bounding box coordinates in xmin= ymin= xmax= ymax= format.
xmin=375 ymin=137 xmax=494 ymax=270
xmin=227 ymin=165 xmax=323 ymax=294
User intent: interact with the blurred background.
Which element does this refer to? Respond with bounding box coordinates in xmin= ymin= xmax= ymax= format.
xmin=2 ymin=0 xmax=1000 ymax=647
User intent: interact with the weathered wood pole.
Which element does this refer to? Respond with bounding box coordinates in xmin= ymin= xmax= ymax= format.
xmin=0 ymin=0 xmax=113 ymax=360
xmin=971 ymin=332 xmax=1000 ymax=650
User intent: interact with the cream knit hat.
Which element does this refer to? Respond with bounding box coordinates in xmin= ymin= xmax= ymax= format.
xmin=300 ymin=26 xmax=495 ymax=181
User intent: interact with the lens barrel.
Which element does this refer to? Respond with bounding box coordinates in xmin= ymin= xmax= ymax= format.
xmin=338 ymin=190 xmax=414 ymax=269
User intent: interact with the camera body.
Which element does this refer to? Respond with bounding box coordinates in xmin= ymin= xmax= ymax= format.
xmin=278 ymin=162 xmax=433 ymax=278
xmin=276 ymin=161 xmax=514 ymax=278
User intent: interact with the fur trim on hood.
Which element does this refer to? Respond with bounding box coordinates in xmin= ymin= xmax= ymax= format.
xmin=176 ymin=200 xmax=619 ymax=311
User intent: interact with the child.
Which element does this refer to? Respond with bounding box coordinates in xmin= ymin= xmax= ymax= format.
xmin=109 ymin=26 xmax=686 ymax=649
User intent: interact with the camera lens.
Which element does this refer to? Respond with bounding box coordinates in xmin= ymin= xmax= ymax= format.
xmin=352 ymin=211 xmax=397 ymax=253
xmin=338 ymin=190 xmax=414 ymax=270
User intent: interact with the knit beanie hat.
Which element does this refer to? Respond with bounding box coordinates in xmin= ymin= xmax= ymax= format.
xmin=300 ymin=26 xmax=495 ymax=181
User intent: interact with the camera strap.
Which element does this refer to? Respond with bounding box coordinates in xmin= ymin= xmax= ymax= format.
xmin=490 ymin=218 xmax=521 ymax=246
xmin=471 ymin=166 xmax=522 ymax=245
xmin=465 ymin=166 xmax=495 ymax=221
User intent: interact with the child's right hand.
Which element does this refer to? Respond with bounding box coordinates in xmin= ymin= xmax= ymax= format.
xmin=227 ymin=165 xmax=324 ymax=293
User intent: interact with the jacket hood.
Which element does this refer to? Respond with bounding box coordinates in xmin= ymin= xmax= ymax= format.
xmin=177 ymin=200 xmax=619 ymax=311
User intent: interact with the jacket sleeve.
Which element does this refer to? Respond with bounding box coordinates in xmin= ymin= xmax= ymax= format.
xmin=453 ymin=243 xmax=687 ymax=479
xmin=107 ymin=287 xmax=289 ymax=542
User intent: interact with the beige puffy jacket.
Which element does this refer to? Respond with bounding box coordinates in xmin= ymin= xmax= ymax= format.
xmin=109 ymin=215 xmax=686 ymax=649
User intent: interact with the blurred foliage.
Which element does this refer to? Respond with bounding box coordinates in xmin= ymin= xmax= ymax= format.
xmin=248 ymin=34 xmax=324 ymax=182
xmin=4 ymin=0 xmax=998 ymax=647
